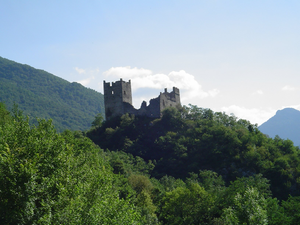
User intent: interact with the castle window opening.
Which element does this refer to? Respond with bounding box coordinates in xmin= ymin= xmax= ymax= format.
xmin=112 ymin=91 xmax=114 ymax=95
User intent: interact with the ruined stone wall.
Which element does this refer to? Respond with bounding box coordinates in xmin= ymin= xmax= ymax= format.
xmin=103 ymin=79 xmax=180 ymax=120
xmin=159 ymin=87 xmax=181 ymax=112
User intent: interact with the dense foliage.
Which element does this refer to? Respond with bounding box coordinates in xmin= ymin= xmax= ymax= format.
xmin=86 ymin=104 xmax=300 ymax=224
xmin=3 ymin=101 xmax=300 ymax=224
xmin=88 ymin=105 xmax=300 ymax=201
xmin=0 ymin=104 xmax=143 ymax=224
xmin=0 ymin=56 xmax=104 ymax=132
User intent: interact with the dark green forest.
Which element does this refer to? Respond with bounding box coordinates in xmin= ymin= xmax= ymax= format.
xmin=0 ymin=56 xmax=104 ymax=132
xmin=2 ymin=101 xmax=300 ymax=224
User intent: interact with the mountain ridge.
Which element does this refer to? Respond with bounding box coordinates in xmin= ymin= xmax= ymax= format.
xmin=259 ymin=107 xmax=300 ymax=146
xmin=0 ymin=56 xmax=104 ymax=131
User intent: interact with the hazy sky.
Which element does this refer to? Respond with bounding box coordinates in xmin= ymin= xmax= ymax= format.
xmin=2 ymin=0 xmax=300 ymax=125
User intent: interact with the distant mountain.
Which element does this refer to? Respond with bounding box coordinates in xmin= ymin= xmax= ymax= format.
xmin=259 ymin=108 xmax=300 ymax=146
xmin=0 ymin=56 xmax=104 ymax=131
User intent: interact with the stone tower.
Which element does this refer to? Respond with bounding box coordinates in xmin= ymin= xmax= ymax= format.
xmin=103 ymin=78 xmax=132 ymax=120
xmin=159 ymin=87 xmax=180 ymax=111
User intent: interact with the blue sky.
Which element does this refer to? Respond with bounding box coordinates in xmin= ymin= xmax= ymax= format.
xmin=2 ymin=0 xmax=300 ymax=125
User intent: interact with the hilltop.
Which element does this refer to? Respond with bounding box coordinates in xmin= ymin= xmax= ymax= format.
xmin=0 ymin=56 xmax=104 ymax=131
xmin=87 ymin=105 xmax=300 ymax=201
xmin=259 ymin=108 xmax=300 ymax=146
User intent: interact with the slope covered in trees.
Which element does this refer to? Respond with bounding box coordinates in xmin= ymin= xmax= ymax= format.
xmin=88 ymin=105 xmax=300 ymax=200
xmin=0 ymin=56 xmax=104 ymax=131
xmin=3 ymin=102 xmax=300 ymax=224
xmin=86 ymin=105 xmax=300 ymax=224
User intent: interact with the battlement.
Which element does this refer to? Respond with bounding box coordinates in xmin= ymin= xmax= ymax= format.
xmin=103 ymin=79 xmax=132 ymax=104
xmin=161 ymin=87 xmax=180 ymax=102
xmin=103 ymin=79 xmax=181 ymax=120
xmin=103 ymin=78 xmax=130 ymax=90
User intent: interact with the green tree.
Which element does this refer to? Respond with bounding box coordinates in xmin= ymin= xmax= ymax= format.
xmin=160 ymin=183 xmax=214 ymax=224
xmin=222 ymin=187 xmax=268 ymax=225
xmin=0 ymin=110 xmax=143 ymax=224
xmin=282 ymin=196 xmax=300 ymax=225
xmin=91 ymin=113 xmax=104 ymax=128
xmin=0 ymin=102 xmax=10 ymax=126
xmin=266 ymin=197 xmax=290 ymax=225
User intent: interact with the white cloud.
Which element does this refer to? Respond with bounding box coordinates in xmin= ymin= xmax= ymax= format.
xmin=103 ymin=66 xmax=219 ymax=107
xmin=75 ymin=67 xmax=100 ymax=87
xmin=282 ymin=85 xmax=297 ymax=91
xmin=221 ymin=105 xmax=276 ymax=126
xmin=252 ymin=90 xmax=263 ymax=95
xmin=75 ymin=67 xmax=86 ymax=74
xmin=77 ymin=76 xmax=95 ymax=86
xmin=208 ymin=89 xmax=220 ymax=97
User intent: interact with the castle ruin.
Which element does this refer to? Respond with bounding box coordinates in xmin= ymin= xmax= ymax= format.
xmin=103 ymin=79 xmax=181 ymax=120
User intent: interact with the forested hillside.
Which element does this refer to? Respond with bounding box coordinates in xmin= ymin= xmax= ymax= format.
xmin=86 ymin=105 xmax=300 ymax=224
xmin=3 ymin=102 xmax=300 ymax=224
xmin=0 ymin=56 xmax=104 ymax=131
